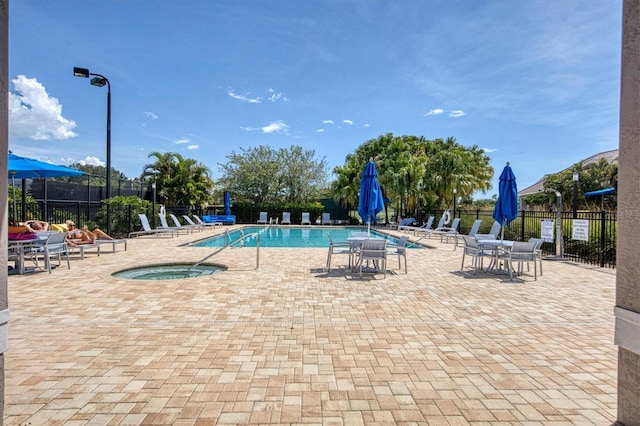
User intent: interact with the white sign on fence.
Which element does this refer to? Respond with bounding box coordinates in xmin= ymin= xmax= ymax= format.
xmin=572 ymin=219 xmax=589 ymax=241
xmin=541 ymin=220 xmax=554 ymax=243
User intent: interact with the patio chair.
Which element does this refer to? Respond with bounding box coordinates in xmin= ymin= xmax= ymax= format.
xmin=159 ymin=214 xmax=191 ymax=235
xmin=356 ymin=238 xmax=388 ymax=278
xmin=29 ymin=231 xmax=70 ymax=274
xmin=459 ymin=234 xmax=490 ymax=274
xmin=182 ymin=215 xmax=206 ymax=232
xmin=281 ymin=212 xmax=291 ymax=225
xmin=128 ymin=213 xmax=175 ymax=238
xmin=407 ymin=216 xmax=434 ymax=236
xmin=423 ymin=216 xmax=446 ymax=239
xmin=257 ymin=212 xmax=268 ymax=224
xmin=322 ymin=212 xmax=331 ymax=225
xmin=468 ymin=219 xmax=483 ymax=237
xmin=397 ymin=218 xmax=417 ymax=232
xmin=193 ymin=215 xmax=223 ymax=228
xmin=497 ymin=241 xmax=539 ymax=280
xmin=326 ymin=234 xmax=354 ymax=272
xmin=488 ymin=221 xmax=502 ymax=239
xmin=433 ymin=217 xmax=461 ymax=245
xmin=387 ymin=235 xmax=409 ymax=273
xmin=301 ymin=212 xmax=311 ymax=225
xmin=165 ymin=213 xmax=196 ymax=234
xmin=528 ymin=238 xmax=544 ymax=277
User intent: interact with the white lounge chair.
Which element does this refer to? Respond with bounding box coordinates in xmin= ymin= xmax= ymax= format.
xmin=159 ymin=214 xmax=191 ymax=235
xmin=322 ymin=212 xmax=331 ymax=225
xmin=193 ymin=215 xmax=223 ymax=228
xmin=301 ymin=212 xmax=311 ymax=225
xmin=281 ymin=212 xmax=291 ymax=225
xmin=169 ymin=213 xmax=200 ymax=232
xmin=422 ymin=216 xmax=446 ymax=239
xmin=182 ymin=215 xmax=206 ymax=232
xmin=489 ymin=221 xmax=502 ymax=239
xmin=468 ymin=219 xmax=483 ymax=238
xmin=405 ymin=216 xmax=434 ymax=236
xmin=257 ymin=212 xmax=268 ymax=224
xmin=128 ymin=213 xmax=175 ymax=238
xmin=434 ymin=217 xmax=461 ymax=245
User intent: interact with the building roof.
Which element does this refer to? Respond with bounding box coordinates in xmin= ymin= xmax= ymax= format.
xmin=518 ymin=149 xmax=619 ymax=197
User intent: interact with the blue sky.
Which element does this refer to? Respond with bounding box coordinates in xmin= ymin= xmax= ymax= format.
xmin=8 ymin=1 xmax=621 ymax=197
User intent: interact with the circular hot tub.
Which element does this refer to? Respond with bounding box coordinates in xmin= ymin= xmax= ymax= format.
xmin=112 ymin=263 xmax=227 ymax=280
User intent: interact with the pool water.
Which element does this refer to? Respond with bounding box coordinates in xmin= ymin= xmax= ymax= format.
xmin=112 ymin=263 xmax=227 ymax=280
xmin=189 ymin=226 xmax=420 ymax=248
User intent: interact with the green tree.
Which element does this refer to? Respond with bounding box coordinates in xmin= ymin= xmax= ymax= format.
xmin=141 ymin=152 xmax=214 ymax=208
xmin=330 ymin=134 xmax=494 ymax=218
xmin=217 ymin=145 xmax=328 ymax=204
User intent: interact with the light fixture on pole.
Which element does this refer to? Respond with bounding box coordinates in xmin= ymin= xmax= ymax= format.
xmin=572 ymin=171 xmax=579 ymax=219
xmin=73 ymin=66 xmax=112 ymax=234
xmin=151 ymin=174 xmax=157 ymax=228
xmin=453 ymin=188 xmax=457 ymax=218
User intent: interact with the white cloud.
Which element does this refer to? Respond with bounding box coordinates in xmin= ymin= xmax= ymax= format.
xmin=482 ymin=147 xmax=497 ymax=153
xmin=187 ymin=145 xmax=199 ymax=150
xmin=322 ymin=120 xmax=335 ymax=124
xmin=174 ymin=137 xmax=190 ymax=144
xmin=425 ymin=109 xmax=444 ymax=116
xmin=144 ymin=111 xmax=158 ymax=120
xmin=363 ymin=123 xmax=370 ymax=127
xmin=228 ymin=88 xmax=262 ymax=103
xmin=316 ymin=129 xmax=325 ymax=133
xmin=262 ymin=120 xmax=289 ymax=134
xmin=267 ymin=88 xmax=289 ymax=103
xmin=343 ymin=119 xmax=354 ymax=125
xmin=449 ymin=110 xmax=466 ymax=117
xmin=79 ymin=155 xmax=104 ymax=167
xmin=240 ymin=126 xmax=259 ymax=132
xmin=9 ymin=75 xmax=77 ymax=140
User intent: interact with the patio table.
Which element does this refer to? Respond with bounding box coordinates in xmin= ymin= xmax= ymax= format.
xmin=8 ymin=235 xmax=47 ymax=275
xmin=476 ymin=239 xmax=515 ymax=275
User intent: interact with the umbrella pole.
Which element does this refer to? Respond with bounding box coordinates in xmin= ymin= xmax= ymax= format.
xmin=11 ymin=175 xmax=16 ymax=222
xmin=501 ymin=218 xmax=505 ymax=240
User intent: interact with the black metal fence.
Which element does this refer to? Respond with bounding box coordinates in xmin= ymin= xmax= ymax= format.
xmin=446 ymin=209 xmax=617 ymax=269
xmin=11 ymin=178 xmax=617 ymax=268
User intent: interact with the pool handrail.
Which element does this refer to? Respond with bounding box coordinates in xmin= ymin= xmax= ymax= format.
xmin=188 ymin=232 xmax=260 ymax=275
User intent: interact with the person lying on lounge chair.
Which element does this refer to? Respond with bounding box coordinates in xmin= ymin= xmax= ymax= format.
xmin=24 ymin=219 xmax=49 ymax=232
xmin=64 ymin=220 xmax=113 ymax=246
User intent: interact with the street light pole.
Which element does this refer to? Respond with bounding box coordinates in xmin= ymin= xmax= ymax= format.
xmin=73 ymin=67 xmax=112 ymax=235
xmin=572 ymin=171 xmax=579 ymax=219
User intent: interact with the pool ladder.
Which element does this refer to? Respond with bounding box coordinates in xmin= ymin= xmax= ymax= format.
xmin=187 ymin=232 xmax=260 ymax=276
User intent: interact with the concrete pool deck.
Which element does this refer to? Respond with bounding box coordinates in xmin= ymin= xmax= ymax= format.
xmin=5 ymin=226 xmax=617 ymax=425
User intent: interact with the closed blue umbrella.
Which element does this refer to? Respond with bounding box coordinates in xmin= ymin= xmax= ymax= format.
xmin=223 ymin=191 xmax=231 ymax=216
xmin=493 ymin=162 xmax=518 ymax=239
xmin=357 ymin=158 xmax=385 ymax=235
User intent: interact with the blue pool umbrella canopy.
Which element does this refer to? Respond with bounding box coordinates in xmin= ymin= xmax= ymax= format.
xmin=492 ymin=162 xmax=518 ymax=239
xmin=357 ymin=158 xmax=385 ymax=235
xmin=8 ymin=152 xmax=84 ymax=179
xmin=8 ymin=152 xmax=84 ymax=220
xmin=223 ymin=191 xmax=231 ymax=215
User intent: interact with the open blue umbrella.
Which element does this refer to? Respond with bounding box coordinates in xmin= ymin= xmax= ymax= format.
xmin=223 ymin=191 xmax=231 ymax=216
xmin=493 ymin=162 xmax=518 ymax=239
xmin=357 ymin=158 xmax=385 ymax=235
xmin=8 ymin=153 xmax=84 ymax=220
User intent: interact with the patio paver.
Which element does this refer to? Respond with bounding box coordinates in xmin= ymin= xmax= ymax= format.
xmin=5 ymin=227 xmax=617 ymax=425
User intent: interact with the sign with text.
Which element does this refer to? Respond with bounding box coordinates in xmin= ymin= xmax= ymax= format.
xmin=541 ymin=220 xmax=554 ymax=243
xmin=572 ymin=219 xmax=589 ymax=241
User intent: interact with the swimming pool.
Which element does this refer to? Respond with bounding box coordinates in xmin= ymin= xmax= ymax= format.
xmin=188 ymin=226 xmax=421 ymax=248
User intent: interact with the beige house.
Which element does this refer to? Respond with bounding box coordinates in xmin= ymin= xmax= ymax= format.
xmin=517 ymin=148 xmax=619 ymax=199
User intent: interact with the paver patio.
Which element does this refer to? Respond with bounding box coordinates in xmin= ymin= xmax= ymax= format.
xmin=5 ymin=227 xmax=617 ymax=425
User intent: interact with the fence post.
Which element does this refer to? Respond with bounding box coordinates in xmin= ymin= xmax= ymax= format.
xmin=520 ymin=209 xmax=525 ymax=241
xmin=600 ymin=210 xmax=606 ymax=268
